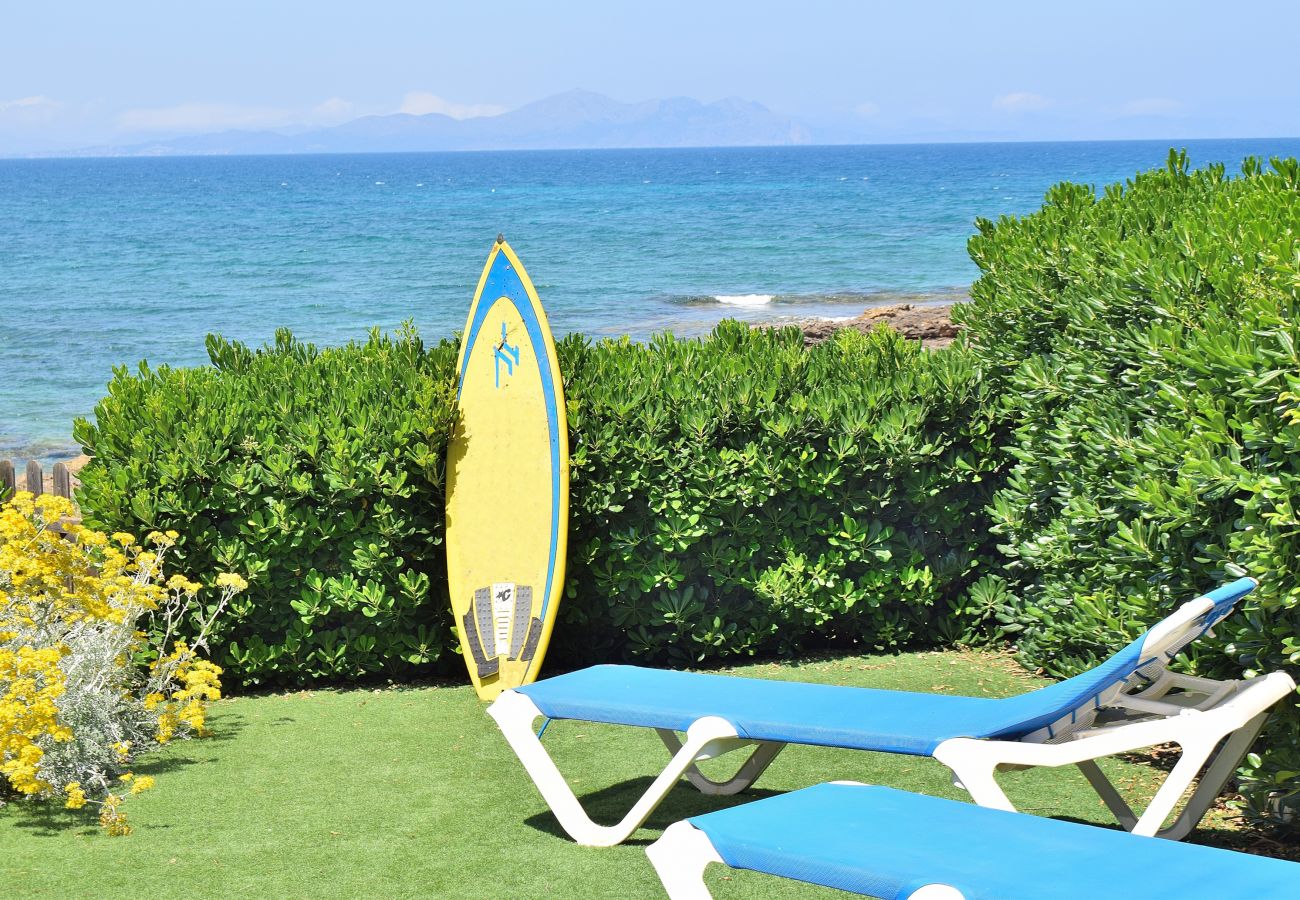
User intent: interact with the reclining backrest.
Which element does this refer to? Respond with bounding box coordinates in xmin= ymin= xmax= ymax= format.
xmin=1135 ymin=576 xmax=1256 ymax=679
xmin=988 ymin=577 xmax=1256 ymax=743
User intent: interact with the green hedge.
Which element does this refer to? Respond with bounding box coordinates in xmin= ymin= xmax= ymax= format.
xmin=955 ymin=151 xmax=1300 ymax=822
xmin=556 ymin=324 xmax=999 ymax=666
xmin=75 ymin=327 xmax=459 ymax=684
xmin=76 ymin=321 xmax=999 ymax=687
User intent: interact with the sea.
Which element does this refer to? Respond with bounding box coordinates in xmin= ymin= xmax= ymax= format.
xmin=3 ymin=138 xmax=1300 ymax=465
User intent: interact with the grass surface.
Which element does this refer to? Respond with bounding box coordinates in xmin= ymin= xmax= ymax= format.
xmin=0 ymin=649 xmax=1283 ymax=898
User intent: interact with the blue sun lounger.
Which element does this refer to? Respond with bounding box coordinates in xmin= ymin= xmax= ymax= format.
xmin=489 ymin=578 xmax=1296 ymax=845
xmin=647 ymin=782 xmax=1300 ymax=899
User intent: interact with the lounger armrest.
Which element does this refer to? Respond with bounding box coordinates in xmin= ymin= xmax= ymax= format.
xmin=1128 ymin=672 xmax=1239 ymax=710
xmin=1112 ymin=692 xmax=1218 ymax=717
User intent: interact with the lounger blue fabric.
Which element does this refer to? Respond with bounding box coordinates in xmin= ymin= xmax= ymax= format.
xmin=518 ymin=643 xmax=1146 ymax=754
xmin=523 ymin=664 xmax=1005 ymax=753
xmin=687 ymin=783 xmax=1299 ymax=899
xmin=517 ymin=579 xmax=1257 ymax=754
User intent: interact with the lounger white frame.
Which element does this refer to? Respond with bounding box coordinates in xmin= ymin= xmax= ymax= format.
xmin=489 ymin=591 xmax=1296 ymax=846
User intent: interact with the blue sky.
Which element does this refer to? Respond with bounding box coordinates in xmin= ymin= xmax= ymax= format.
xmin=2 ymin=0 xmax=1296 ymax=153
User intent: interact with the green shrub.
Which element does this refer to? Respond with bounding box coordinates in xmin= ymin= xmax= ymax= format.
xmin=75 ymin=326 xmax=458 ymax=687
xmin=76 ymin=321 xmax=999 ymax=687
xmin=956 ymin=151 xmax=1300 ymax=824
xmin=555 ymin=322 xmax=1000 ymax=666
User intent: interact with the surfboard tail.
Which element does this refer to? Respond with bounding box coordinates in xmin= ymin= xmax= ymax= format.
xmin=459 ymin=582 xmax=545 ymax=689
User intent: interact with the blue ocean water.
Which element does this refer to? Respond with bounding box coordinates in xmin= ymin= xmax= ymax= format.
xmin=3 ymin=138 xmax=1299 ymax=464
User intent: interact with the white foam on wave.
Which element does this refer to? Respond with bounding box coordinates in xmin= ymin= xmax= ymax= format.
xmin=715 ymin=294 xmax=774 ymax=307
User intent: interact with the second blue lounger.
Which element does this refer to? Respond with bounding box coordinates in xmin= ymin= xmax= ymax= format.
xmin=647 ymin=782 xmax=1300 ymax=899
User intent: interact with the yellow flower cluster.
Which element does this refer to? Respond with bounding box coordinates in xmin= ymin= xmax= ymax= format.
xmin=145 ymin=531 xmax=179 ymax=549
xmin=0 ymin=646 xmax=71 ymax=794
xmin=1279 ymin=391 xmax=1300 ymax=426
xmin=1 ymin=493 xmax=243 ymax=835
xmin=98 ymin=793 xmax=130 ymax=836
xmin=149 ymin=642 xmax=223 ymax=740
xmin=165 ymin=574 xmax=203 ymax=594
xmin=0 ymin=492 xmax=166 ymax=628
xmin=118 ymin=772 xmax=155 ymax=795
xmin=214 ymin=572 xmax=248 ymax=592
xmin=64 ymin=781 xmax=86 ymax=809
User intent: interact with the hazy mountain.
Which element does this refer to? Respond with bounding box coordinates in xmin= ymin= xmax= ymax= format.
xmin=61 ymin=90 xmax=813 ymax=157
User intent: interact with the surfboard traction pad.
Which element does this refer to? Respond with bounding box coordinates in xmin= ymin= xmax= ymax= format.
xmin=461 ymin=584 xmax=543 ymax=681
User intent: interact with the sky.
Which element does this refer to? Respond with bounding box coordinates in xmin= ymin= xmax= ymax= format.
xmin=2 ymin=0 xmax=1297 ymax=154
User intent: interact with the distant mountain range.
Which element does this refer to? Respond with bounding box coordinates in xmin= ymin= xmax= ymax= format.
xmin=60 ymin=90 xmax=814 ymax=157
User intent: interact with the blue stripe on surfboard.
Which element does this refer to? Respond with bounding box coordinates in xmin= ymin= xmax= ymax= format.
xmin=456 ymin=249 xmax=562 ymax=682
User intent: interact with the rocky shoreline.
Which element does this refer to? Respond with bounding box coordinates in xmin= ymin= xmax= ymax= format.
xmin=769 ymin=303 xmax=961 ymax=349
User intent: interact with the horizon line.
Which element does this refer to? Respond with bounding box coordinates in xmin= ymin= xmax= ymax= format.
xmin=5 ymin=133 xmax=1300 ymax=163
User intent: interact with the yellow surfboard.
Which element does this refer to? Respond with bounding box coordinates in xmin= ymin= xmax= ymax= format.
xmin=445 ymin=237 xmax=569 ymax=700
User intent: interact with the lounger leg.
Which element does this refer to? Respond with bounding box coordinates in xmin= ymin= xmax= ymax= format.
xmin=1075 ymin=759 xmax=1139 ymax=831
xmin=1155 ymin=710 xmax=1270 ymax=840
xmin=646 ymin=821 xmax=723 ymax=900
xmin=933 ymin=674 xmax=1294 ymax=841
xmin=488 ymin=690 xmax=749 ymax=846
xmin=657 ymin=730 xmax=785 ymax=795
xmin=1129 ymin=734 xmax=1221 ymax=837
xmin=646 ymin=819 xmax=969 ymax=900
xmin=947 ymin=733 xmax=1239 ymax=839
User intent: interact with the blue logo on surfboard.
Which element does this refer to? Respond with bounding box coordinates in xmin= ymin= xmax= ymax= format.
xmin=494 ymin=321 xmax=520 ymax=388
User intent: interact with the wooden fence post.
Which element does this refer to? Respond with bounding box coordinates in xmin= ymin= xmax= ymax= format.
xmin=25 ymin=460 xmax=43 ymax=497
xmin=0 ymin=460 xmax=76 ymax=501
xmin=52 ymin=463 xmax=72 ymax=499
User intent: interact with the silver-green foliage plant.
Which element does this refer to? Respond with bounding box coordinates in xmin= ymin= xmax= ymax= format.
xmin=955 ymin=151 xmax=1300 ymax=826
xmin=0 ymin=492 xmax=242 ymax=834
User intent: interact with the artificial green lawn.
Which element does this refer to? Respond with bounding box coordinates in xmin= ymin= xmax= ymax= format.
xmin=0 ymin=649 xmax=1265 ymax=899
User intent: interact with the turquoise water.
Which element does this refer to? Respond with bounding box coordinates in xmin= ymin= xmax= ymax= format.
xmin=3 ymin=138 xmax=1299 ymax=463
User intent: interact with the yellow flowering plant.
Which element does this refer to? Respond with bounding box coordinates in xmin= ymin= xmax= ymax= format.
xmin=0 ymin=492 xmax=245 ymax=834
